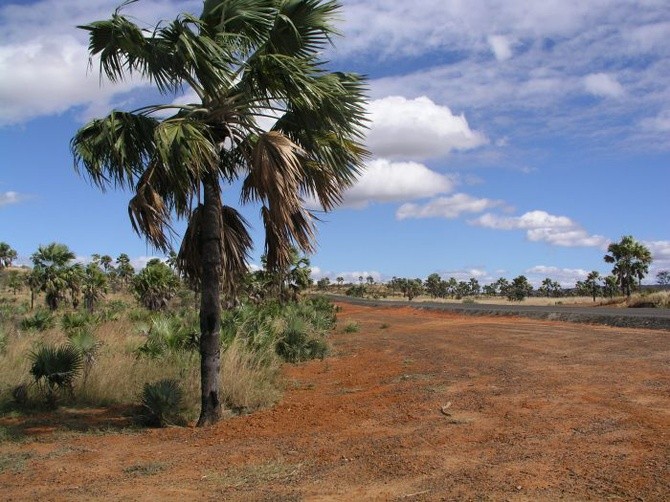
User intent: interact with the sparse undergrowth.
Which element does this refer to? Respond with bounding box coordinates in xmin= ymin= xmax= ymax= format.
xmin=0 ymin=292 xmax=337 ymax=428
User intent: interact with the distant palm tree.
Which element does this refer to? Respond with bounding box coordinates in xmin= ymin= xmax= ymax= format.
xmin=604 ymin=236 xmax=652 ymax=297
xmin=30 ymin=243 xmax=76 ymax=310
xmin=71 ymin=0 xmax=367 ymax=425
xmin=585 ymin=271 xmax=601 ymax=302
xmin=0 ymin=242 xmax=18 ymax=269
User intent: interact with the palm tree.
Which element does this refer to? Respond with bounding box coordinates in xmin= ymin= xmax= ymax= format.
xmin=30 ymin=243 xmax=77 ymax=310
xmin=115 ymin=253 xmax=135 ymax=286
xmin=71 ymin=0 xmax=367 ymax=425
xmin=604 ymin=236 xmax=653 ymax=297
xmin=585 ymin=271 xmax=601 ymax=302
xmin=0 ymin=242 xmax=18 ymax=269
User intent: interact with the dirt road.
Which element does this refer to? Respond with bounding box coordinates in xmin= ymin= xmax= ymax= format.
xmin=1 ymin=303 xmax=669 ymax=500
xmin=335 ymin=295 xmax=670 ymax=330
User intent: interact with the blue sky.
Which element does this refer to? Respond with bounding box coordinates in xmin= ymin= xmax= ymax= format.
xmin=1 ymin=0 xmax=669 ymax=286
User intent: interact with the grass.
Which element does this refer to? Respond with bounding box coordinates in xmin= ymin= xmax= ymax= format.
xmin=204 ymin=460 xmax=304 ymax=487
xmin=0 ymin=286 xmax=338 ymax=428
xmin=343 ymin=321 xmax=359 ymax=333
xmin=123 ymin=462 xmax=167 ymax=476
xmin=628 ymin=291 xmax=670 ymax=308
xmin=0 ymin=303 xmax=295 ymax=424
xmin=0 ymin=451 xmax=32 ymax=474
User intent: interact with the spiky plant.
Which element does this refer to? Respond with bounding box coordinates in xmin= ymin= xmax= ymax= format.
xmin=29 ymin=344 xmax=83 ymax=407
xmin=140 ymin=379 xmax=185 ymax=427
xmin=67 ymin=328 xmax=99 ymax=386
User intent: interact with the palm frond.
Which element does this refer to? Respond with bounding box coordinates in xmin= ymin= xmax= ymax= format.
xmin=240 ymin=131 xmax=317 ymax=270
xmin=72 ymin=111 xmax=158 ymax=190
xmin=264 ymin=0 xmax=340 ymax=58
xmin=80 ymin=14 xmax=182 ymax=94
xmin=201 ymin=0 xmax=277 ymax=50
xmin=177 ymin=204 xmax=252 ymax=296
xmin=128 ymin=175 xmax=173 ymax=252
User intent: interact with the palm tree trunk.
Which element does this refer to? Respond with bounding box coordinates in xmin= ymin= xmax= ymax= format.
xmin=197 ymin=176 xmax=223 ymax=427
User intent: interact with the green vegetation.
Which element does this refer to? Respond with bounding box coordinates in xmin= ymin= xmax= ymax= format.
xmin=604 ymin=235 xmax=653 ymax=297
xmin=140 ymin=379 xmax=186 ymax=427
xmin=0 ymin=248 xmax=339 ymax=426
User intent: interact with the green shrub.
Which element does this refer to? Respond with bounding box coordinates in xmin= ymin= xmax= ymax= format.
xmin=343 ymin=321 xmax=359 ymax=333
xmin=67 ymin=328 xmax=99 ymax=386
xmin=29 ymin=344 xmax=83 ymax=407
xmin=20 ymin=310 xmax=54 ymax=331
xmin=61 ymin=311 xmax=95 ymax=333
xmin=275 ymin=310 xmax=328 ymax=363
xmin=136 ymin=313 xmax=199 ymax=359
xmin=140 ymin=379 xmax=185 ymax=427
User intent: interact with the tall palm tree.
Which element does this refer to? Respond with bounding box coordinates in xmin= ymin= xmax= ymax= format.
xmin=71 ymin=0 xmax=368 ymax=425
xmin=0 ymin=242 xmax=18 ymax=269
xmin=604 ymin=236 xmax=653 ymax=298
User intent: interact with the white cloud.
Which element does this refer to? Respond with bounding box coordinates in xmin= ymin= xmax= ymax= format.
xmin=396 ymin=193 xmax=505 ymax=220
xmin=640 ymin=110 xmax=670 ymax=132
xmin=341 ymin=159 xmax=454 ymax=209
xmin=315 ymin=270 xmax=382 ymax=283
xmin=488 ymin=35 xmax=514 ymax=61
xmin=0 ymin=191 xmax=25 ymax=206
xmin=645 ymin=240 xmax=670 ymax=270
xmin=366 ymin=96 xmax=487 ymax=160
xmin=583 ymin=73 xmax=625 ymax=98
xmin=469 ymin=210 xmax=609 ymax=248
xmin=525 ymin=265 xmax=591 ymax=287
xmin=0 ymin=0 xmax=199 ymax=126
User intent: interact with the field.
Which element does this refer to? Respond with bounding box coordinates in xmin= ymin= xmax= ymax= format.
xmin=1 ymin=301 xmax=669 ymax=501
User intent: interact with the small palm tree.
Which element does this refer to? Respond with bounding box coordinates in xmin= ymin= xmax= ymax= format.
xmin=30 ymin=344 xmax=83 ymax=407
xmin=72 ymin=0 xmax=368 ymax=425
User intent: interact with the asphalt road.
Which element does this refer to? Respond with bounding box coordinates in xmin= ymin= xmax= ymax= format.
xmin=330 ymin=295 xmax=670 ymax=331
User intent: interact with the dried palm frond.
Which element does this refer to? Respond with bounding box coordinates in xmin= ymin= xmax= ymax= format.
xmin=177 ymin=204 xmax=252 ymax=297
xmin=128 ymin=176 xmax=173 ymax=252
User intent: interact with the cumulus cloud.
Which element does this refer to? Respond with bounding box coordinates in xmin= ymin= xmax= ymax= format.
xmin=645 ymin=240 xmax=670 ymax=270
xmin=0 ymin=0 xmax=198 ymax=126
xmin=339 ymin=159 xmax=454 ymax=209
xmin=488 ymin=35 xmax=514 ymax=61
xmin=583 ymin=73 xmax=625 ymax=98
xmin=366 ymin=96 xmax=487 ymax=160
xmin=469 ymin=210 xmax=609 ymax=248
xmin=525 ymin=265 xmax=591 ymax=286
xmin=0 ymin=191 xmax=26 ymax=206
xmin=396 ymin=193 xmax=505 ymax=220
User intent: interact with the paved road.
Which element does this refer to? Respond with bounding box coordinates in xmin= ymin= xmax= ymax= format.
xmin=330 ymin=295 xmax=670 ymax=331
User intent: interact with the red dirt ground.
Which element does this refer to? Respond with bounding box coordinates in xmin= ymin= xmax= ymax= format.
xmin=1 ymin=302 xmax=669 ymax=501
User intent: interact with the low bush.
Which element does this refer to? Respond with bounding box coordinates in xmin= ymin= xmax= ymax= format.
xmin=29 ymin=344 xmax=83 ymax=408
xmin=20 ymin=310 xmax=54 ymax=331
xmin=139 ymin=379 xmax=185 ymax=427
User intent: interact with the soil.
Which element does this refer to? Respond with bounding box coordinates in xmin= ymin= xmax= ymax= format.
xmin=1 ymin=302 xmax=669 ymax=501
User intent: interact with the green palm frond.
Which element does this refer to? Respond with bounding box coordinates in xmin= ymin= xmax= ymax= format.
xmin=264 ymin=0 xmax=340 ymax=57
xmin=202 ymin=0 xmax=277 ymax=49
xmin=72 ymin=111 xmax=158 ymax=190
